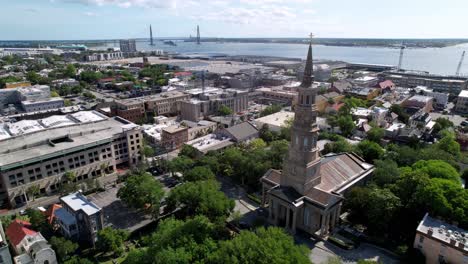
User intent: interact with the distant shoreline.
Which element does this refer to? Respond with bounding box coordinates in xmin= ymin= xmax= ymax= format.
xmin=1 ymin=38 xmax=468 ymax=49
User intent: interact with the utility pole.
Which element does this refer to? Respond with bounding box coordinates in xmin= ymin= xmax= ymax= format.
xmin=456 ymin=51 xmax=465 ymax=76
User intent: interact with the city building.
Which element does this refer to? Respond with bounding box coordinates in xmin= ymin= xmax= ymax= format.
xmin=353 ymin=76 xmax=379 ymax=87
xmin=345 ymin=87 xmax=380 ymax=100
xmin=5 ymin=82 xmax=31 ymax=89
xmin=254 ymin=111 xmax=295 ymax=132
xmin=0 ymin=220 xmax=12 ymax=264
xmin=110 ymin=99 xmax=146 ymax=123
xmin=403 ymin=95 xmax=434 ymax=114
xmin=185 ymin=133 xmax=233 ymax=155
xmin=414 ymin=86 xmax=449 ymax=109
xmin=414 ymin=213 xmax=468 ymax=264
xmin=56 ymin=192 xmax=104 ymax=246
xmin=51 ymin=79 xmax=80 ymax=88
xmin=455 ymin=90 xmax=468 ymax=113
xmin=6 ymin=219 xmax=57 ymax=264
xmin=217 ymin=121 xmax=259 ymax=143
xmin=256 ymin=87 xmax=297 ymax=106
xmin=314 ymin=92 xmax=345 ymax=113
xmin=144 ymin=91 xmax=191 ymax=116
xmin=0 ymin=85 xmax=64 ymax=114
xmin=119 ymin=39 xmax=137 ymax=53
xmin=382 ymin=71 xmax=468 ymax=95
xmin=180 ymin=88 xmax=248 ymax=122
xmin=260 ymin=40 xmax=374 ymax=238
xmin=85 ymin=52 xmax=124 ymax=62
xmin=0 ymin=111 xmax=143 ymax=208
xmin=161 ymin=125 xmax=189 ymax=150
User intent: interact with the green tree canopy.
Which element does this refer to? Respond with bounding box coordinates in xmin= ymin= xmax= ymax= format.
xmin=373 ymin=159 xmax=400 ymax=187
xmin=260 ymin=105 xmax=282 ymax=117
xmin=117 ymin=172 xmax=164 ymax=218
xmin=168 ymin=155 xmax=195 ymax=174
xmin=411 ymin=160 xmax=460 ymax=183
xmin=167 ymin=180 xmax=234 ymax=222
xmin=183 ymin=166 xmax=215 ymax=182
xmin=366 ymin=126 xmax=385 ymax=143
xmin=96 ymin=227 xmax=130 ymax=256
xmin=49 ymin=236 xmax=78 ymax=262
xmin=218 ymin=105 xmax=233 ymax=116
xmin=208 ymin=227 xmax=310 ymax=264
xmin=355 ymin=140 xmax=384 ymax=163
xmin=64 ymin=64 xmax=77 ymax=78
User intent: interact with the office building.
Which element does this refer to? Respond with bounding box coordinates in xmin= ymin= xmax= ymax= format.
xmin=0 ymin=85 xmax=64 ymax=114
xmin=382 ymin=71 xmax=468 ymax=95
xmin=260 ymin=40 xmax=374 ymax=238
xmin=180 ymin=88 xmax=248 ymax=121
xmin=144 ymin=91 xmax=191 ymax=116
xmin=0 ymin=111 xmax=143 ymax=208
xmin=110 ymin=99 xmax=146 ymax=123
xmin=119 ymin=39 xmax=137 ymax=53
xmin=414 ymin=213 xmax=468 ymax=264
xmin=161 ymin=125 xmax=189 ymax=150
xmin=56 ymin=192 xmax=104 ymax=246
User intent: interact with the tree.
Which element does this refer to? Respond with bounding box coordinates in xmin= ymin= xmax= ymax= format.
xmin=63 ymin=256 xmax=94 ymax=264
xmin=411 ymin=160 xmax=460 ymax=183
xmin=168 ymin=156 xmax=195 ymax=175
xmin=436 ymin=131 xmax=461 ymax=157
xmin=366 ymin=126 xmax=385 ymax=143
xmin=373 ymin=159 xmax=400 ymax=187
xmin=355 ymin=140 xmax=384 ymax=163
xmin=97 ymin=227 xmax=130 ymax=256
xmin=26 ymin=208 xmax=45 ymax=228
xmin=184 ymin=166 xmax=215 ymax=182
xmin=218 ymin=105 xmax=233 ymax=116
xmin=390 ymin=104 xmax=409 ymax=124
xmin=179 ymin=145 xmax=199 ymax=159
xmin=208 ymin=227 xmax=310 ymax=264
xmin=117 ymin=172 xmax=164 ymax=218
xmin=82 ymin=91 xmax=96 ymax=99
xmin=259 ymin=124 xmax=277 ymax=143
xmin=80 ymin=70 xmax=102 ymax=84
xmin=50 ymin=90 xmax=60 ymax=97
xmin=336 ymin=115 xmax=355 ymax=137
xmin=26 ymin=185 xmax=40 ymax=201
xmin=260 ymin=104 xmax=282 ymax=117
xmin=433 ymin=117 xmax=454 ymax=133
xmin=64 ymin=64 xmax=77 ymax=78
xmin=167 ymin=180 xmax=234 ymax=222
xmin=49 ymin=236 xmax=78 ymax=262
xmin=248 ymin=138 xmax=267 ymax=150
xmin=322 ymin=139 xmax=353 ymax=155
xmin=268 ymin=140 xmax=289 ymax=168
xmin=26 ymin=71 xmax=40 ymax=84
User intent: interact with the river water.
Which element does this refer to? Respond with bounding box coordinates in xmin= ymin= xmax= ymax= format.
xmin=98 ymin=40 xmax=468 ymax=76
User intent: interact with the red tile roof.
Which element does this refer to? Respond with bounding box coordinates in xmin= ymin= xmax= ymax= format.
xmin=174 ymin=71 xmax=192 ymax=77
xmin=378 ymin=80 xmax=395 ymax=89
xmin=6 ymin=219 xmax=37 ymax=247
xmin=45 ymin=204 xmax=62 ymax=224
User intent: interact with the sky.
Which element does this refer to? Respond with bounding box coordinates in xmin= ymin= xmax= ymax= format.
xmin=1 ymin=0 xmax=468 ymax=40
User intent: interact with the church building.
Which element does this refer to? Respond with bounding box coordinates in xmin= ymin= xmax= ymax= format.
xmin=260 ymin=37 xmax=374 ymax=238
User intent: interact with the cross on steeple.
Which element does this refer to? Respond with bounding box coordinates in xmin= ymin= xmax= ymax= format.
xmin=301 ymin=33 xmax=315 ymax=87
xmin=309 ymin=33 xmax=314 ymax=43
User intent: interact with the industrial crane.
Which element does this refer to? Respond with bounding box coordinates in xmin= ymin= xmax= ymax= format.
xmin=456 ymin=51 xmax=465 ymax=76
xmin=397 ymin=44 xmax=406 ymax=71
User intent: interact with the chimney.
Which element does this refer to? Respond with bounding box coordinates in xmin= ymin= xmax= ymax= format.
xmin=458 ymin=241 xmax=465 ymax=249
xmin=427 ymin=228 xmax=433 ymax=236
xmin=450 ymin=238 xmax=457 ymax=246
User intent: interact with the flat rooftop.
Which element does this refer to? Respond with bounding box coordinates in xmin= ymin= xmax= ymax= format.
xmin=186 ymin=133 xmax=233 ymax=154
xmin=254 ymin=111 xmax=294 ymax=128
xmin=61 ymin=192 xmax=101 ymax=216
xmin=459 ymin=90 xmax=468 ymax=98
xmin=417 ymin=213 xmax=468 ymax=251
xmin=0 ymin=112 xmax=139 ymax=169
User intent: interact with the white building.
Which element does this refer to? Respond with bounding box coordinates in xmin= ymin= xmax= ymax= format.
xmin=455 ymin=90 xmax=468 ymax=113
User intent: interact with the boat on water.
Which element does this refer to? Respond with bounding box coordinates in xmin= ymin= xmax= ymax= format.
xmin=163 ymin=40 xmax=177 ymax=46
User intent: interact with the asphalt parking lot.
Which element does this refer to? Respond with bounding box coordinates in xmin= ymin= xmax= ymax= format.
xmin=88 ymin=186 xmax=152 ymax=232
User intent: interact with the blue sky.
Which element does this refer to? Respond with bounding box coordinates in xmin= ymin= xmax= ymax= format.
xmin=1 ymin=0 xmax=467 ymax=40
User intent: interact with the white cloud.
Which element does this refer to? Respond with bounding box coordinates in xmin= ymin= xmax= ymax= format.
xmin=84 ymin=11 xmax=98 ymax=16
xmin=62 ymin=0 xmax=177 ymax=8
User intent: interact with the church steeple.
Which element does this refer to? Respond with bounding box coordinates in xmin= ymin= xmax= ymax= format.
xmin=280 ymin=33 xmax=322 ymax=195
xmin=301 ymin=33 xmax=314 ymax=88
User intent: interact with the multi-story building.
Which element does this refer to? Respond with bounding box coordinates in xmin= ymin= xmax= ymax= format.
xmin=0 ymin=85 xmax=64 ymax=114
xmin=110 ymin=99 xmax=146 ymax=123
xmin=119 ymin=39 xmax=137 ymax=53
xmin=56 ymin=192 xmax=104 ymax=246
xmin=403 ymin=95 xmax=434 ymax=114
xmin=414 ymin=86 xmax=449 ymax=109
xmin=144 ymin=91 xmax=191 ymax=116
xmin=455 ymin=90 xmax=468 ymax=113
xmin=0 ymin=111 xmax=143 ymax=208
xmin=382 ymin=71 xmax=468 ymax=95
xmin=6 ymin=220 xmax=57 ymax=264
xmin=5 ymin=82 xmax=31 ymax=89
xmin=0 ymin=220 xmax=12 ymax=264
xmin=414 ymin=213 xmax=468 ymax=264
xmin=85 ymin=52 xmax=124 ymax=62
xmin=51 ymin=79 xmax=80 ymax=88
xmin=180 ymin=88 xmax=249 ymax=121
xmin=256 ymin=87 xmax=297 ymax=106
xmin=161 ymin=125 xmax=189 ymax=150
xmin=260 ymin=40 xmax=374 ymax=238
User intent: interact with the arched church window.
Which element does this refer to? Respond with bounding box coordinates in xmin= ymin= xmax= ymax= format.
xmin=306 ymin=95 xmax=310 ymax=105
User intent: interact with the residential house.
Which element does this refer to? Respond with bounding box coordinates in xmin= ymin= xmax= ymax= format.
xmin=217 ymin=122 xmax=259 ymax=143
xmin=6 ymin=220 xmax=57 ymax=264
